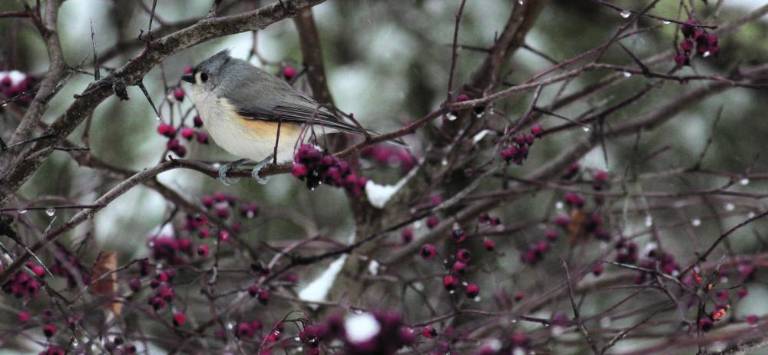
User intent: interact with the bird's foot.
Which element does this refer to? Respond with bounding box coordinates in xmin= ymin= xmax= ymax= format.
xmin=217 ymin=159 xmax=247 ymax=186
xmin=251 ymin=155 xmax=273 ymax=185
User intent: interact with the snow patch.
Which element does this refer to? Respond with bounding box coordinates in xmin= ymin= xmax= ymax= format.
xmin=368 ymin=260 xmax=380 ymax=276
xmin=148 ymin=223 xmax=175 ymax=238
xmin=364 ymin=169 xmax=415 ymax=209
xmin=472 ymin=129 xmax=493 ymax=144
xmin=344 ymin=313 xmax=381 ymax=343
xmin=298 ymin=255 xmax=348 ymax=303
xmin=0 ymin=70 xmax=27 ymax=86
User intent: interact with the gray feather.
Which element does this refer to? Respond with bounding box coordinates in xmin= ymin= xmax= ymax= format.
xmin=207 ymin=55 xmax=365 ymax=134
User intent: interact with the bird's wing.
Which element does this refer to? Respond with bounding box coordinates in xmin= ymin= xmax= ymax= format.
xmin=219 ymin=66 xmax=366 ymax=134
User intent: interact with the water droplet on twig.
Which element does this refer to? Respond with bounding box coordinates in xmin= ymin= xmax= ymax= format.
xmin=739 ymin=177 xmax=750 ymax=186
xmin=691 ymin=218 xmax=701 ymax=227
xmin=619 ymin=10 xmax=631 ymax=19
xmin=622 ymin=71 xmax=633 ymax=78
xmin=45 ymin=208 xmax=56 ymax=217
xmin=18 ymin=209 xmax=28 ymax=215
xmin=724 ymin=203 xmax=735 ymax=211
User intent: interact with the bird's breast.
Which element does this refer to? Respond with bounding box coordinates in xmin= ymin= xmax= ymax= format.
xmin=189 ymin=89 xmax=301 ymax=162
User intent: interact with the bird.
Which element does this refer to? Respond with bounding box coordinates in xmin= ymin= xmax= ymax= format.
xmin=181 ymin=50 xmax=369 ymax=183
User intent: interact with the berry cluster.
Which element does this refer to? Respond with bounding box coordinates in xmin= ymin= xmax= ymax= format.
xmin=675 ymin=19 xmax=719 ymax=66
xmin=499 ymin=124 xmax=543 ymax=165
xmin=614 ymin=240 xmax=638 ymax=265
xmin=520 ymin=238 xmax=552 ymax=266
xmin=416 ymin=216 xmax=505 ymax=300
xmin=247 ymin=283 xmax=271 ymax=305
xmin=291 ymin=144 xmax=368 ymax=196
xmin=128 ymin=192 xmax=262 ymax=329
xmin=361 ymin=144 xmax=417 ymax=173
xmin=156 ymin=108 xmax=209 ymax=158
xmin=148 ymin=235 xmax=194 ymax=265
xmin=296 ymin=311 xmax=414 ymax=355
xmin=147 ymin=276 xmax=175 ymax=311
xmin=2 ymin=262 xmax=45 ymax=299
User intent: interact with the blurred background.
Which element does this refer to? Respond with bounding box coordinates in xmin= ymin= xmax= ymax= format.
xmin=2 ymin=0 xmax=768 ymax=353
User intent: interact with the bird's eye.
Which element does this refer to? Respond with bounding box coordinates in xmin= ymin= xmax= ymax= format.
xmin=200 ymin=72 xmax=209 ymax=83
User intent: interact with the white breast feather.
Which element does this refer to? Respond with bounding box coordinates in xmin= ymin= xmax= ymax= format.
xmin=189 ymin=85 xmax=300 ymax=162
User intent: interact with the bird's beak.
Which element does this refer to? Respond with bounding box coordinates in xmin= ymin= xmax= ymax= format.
xmin=181 ymin=73 xmax=195 ymax=84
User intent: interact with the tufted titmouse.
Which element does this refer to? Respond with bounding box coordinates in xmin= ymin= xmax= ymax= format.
xmin=181 ymin=50 xmax=368 ymax=182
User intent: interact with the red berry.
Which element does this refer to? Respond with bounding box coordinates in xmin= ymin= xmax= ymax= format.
xmin=698 ymin=317 xmax=713 ymax=331
xmin=129 ymin=278 xmax=142 ymax=292
xmin=401 ymin=228 xmax=414 ymax=244
xmin=674 ymin=52 xmax=690 ymax=66
xmin=737 ymin=287 xmax=749 ymax=299
xmin=172 ymin=145 xmax=187 ymax=157
xmin=456 ymin=249 xmax=471 ymax=262
xmin=452 ymin=261 xmax=467 ymax=273
xmin=511 ymin=331 xmax=529 ymax=347
xmin=530 ymin=124 xmax=543 ymax=138
xmin=173 ymin=312 xmax=186 ymax=327
xmin=465 ymin=283 xmax=480 ymax=298
xmin=217 ymin=230 xmax=230 ymax=242
xmin=18 ymin=310 xmax=30 ymax=323
xmin=482 ymin=238 xmax=495 ymax=251
xmin=426 ymin=215 xmax=439 ymax=229
xmin=681 ymin=19 xmax=698 ymax=38
xmin=451 ymin=227 xmax=466 ymax=243
xmin=545 ymin=229 xmax=559 ymax=241
xmin=282 ymin=65 xmax=297 ymax=80
xmin=166 ymin=138 xmax=181 ymax=150
xmin=195 ymin=131 xmax=209 ymax=144
xmin=43 ymin=323 xmax=57 ymax=337
xmin=257 ymin=288 xmax=270 ymax=305
xmin=554 ymin=214 xmax=570 ymax=227
xmin=197 ymin=244 xmax=209 ymax=257
xmin=422 ymin=325 xmax=437 ymax=338
xmin=291 ymin=163 xmax=308 ymax=178
xmin=399 ymin=326 xmax=416 ymax=345
xmin=193 ymin=115 xmax=204 ymax=127
xmin=420 ymin=244 xmax=437 ymax=259
xmin=442 ymin=274 xmax=459 ymax=290
xmin=180 ymin=127 xmax=195 ymax=140
xmin=31 ymin=264 xmax=45 ymax=277
xmin=592 ymin=263 xmax=604 ymax=277
xmin=173 ymin=87 xmax=185 ymax=102
xmin=563 ymin=163 xmax=580 ymax=180
xmin=237 ymin=322 xmax=255 ymax=338
xmin=455 ymin=93 xmax=470 ymax=102
xmin=215 ymin=206 xmax=229 ymax=219
xmin=201 ymin=195 xmax=214 ymax=208
xmin=157 ymin=123 xmax=176 ymax=138
xmin=564 ymin=192 xmax=585 ymax=207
